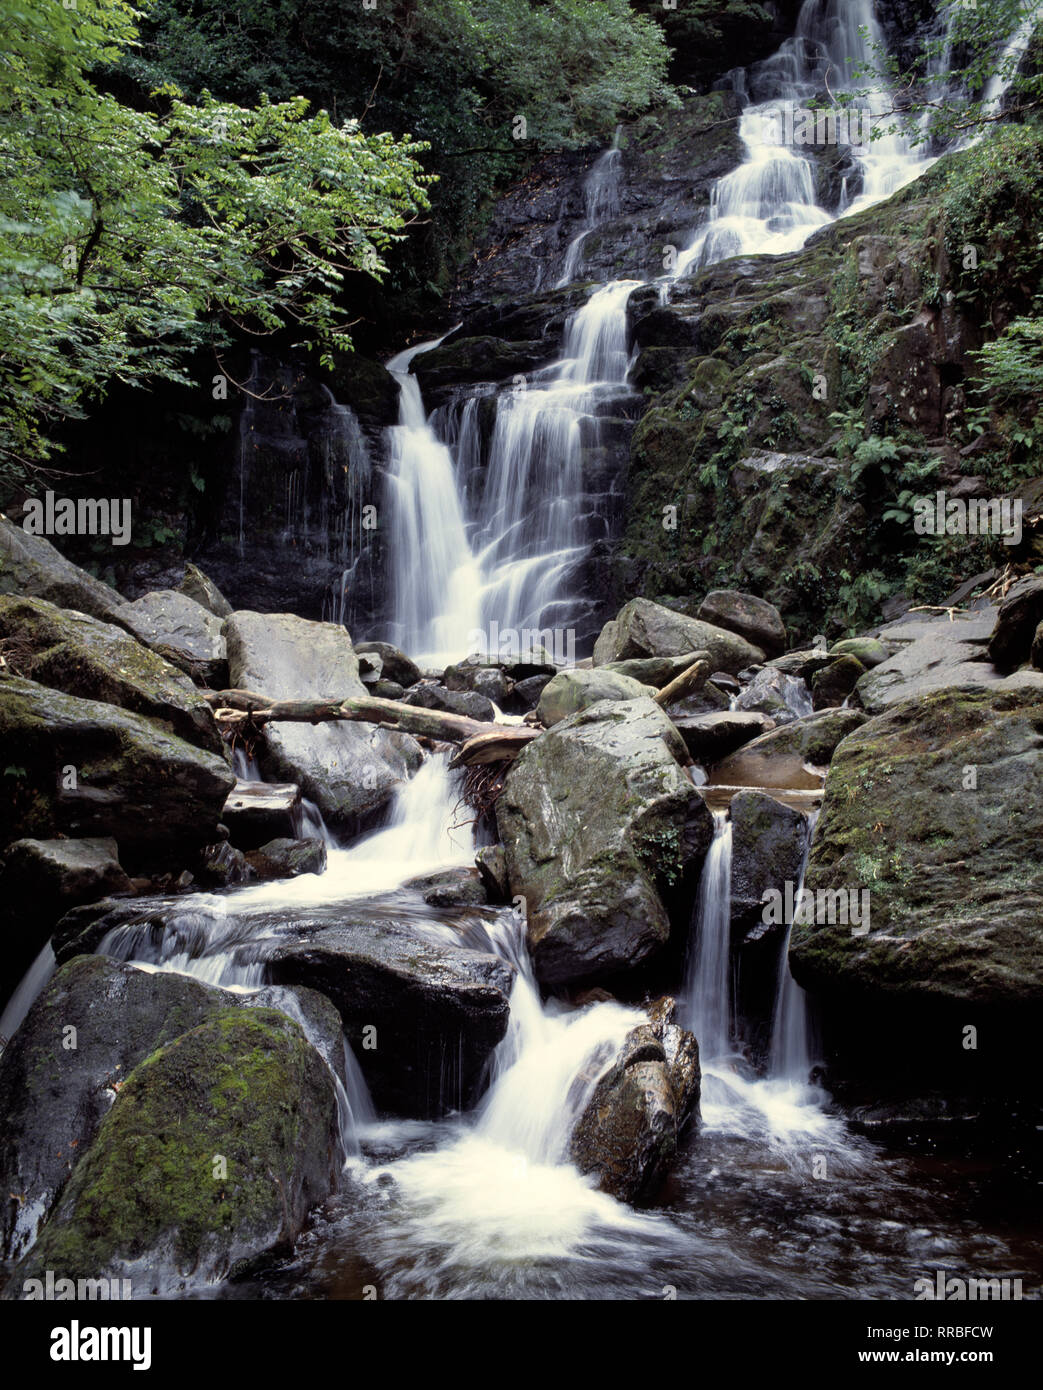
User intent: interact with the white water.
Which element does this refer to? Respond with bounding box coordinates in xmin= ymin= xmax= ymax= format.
xmin=675 ymin=0 xmax=931 ymax=278
xmin=684 ymin=812 xmax=734 ymax=1057
xmin=556 ymin=126 xmax=624 ymax=288
xmin=769 ymin=812 xmax=819 ymax=1081
xmin=0 ymin=942 xmax=56 ymax=1049
xmin=386 ymin=281 xmax=640 ymax=665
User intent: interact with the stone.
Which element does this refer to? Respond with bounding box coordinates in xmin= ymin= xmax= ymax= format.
xmin=0 ymin=516 xmax=126 ymax=624
xmin=811 ymin=654 xmax=865 ymax=710
xmin=988 ymin=575 xmax=1043 ymax=671
xmin=602 ymin=651 xmax=711 ymax=686
xmin=0 ymin=595 xmax=223 ymax=754
xmin=221 ymin=780 xmax=303 ymax=849
xmin=729 ymin=792 xmax=811 ymax=943
xmin=856 ymin=610 xmax=1043 ymax=713
xmin=403 ymin=682 xmax=496 ymax=723
xmin=268 ymin=906 xmax=515 ymax=1115
xmin=114 ymin=590 xmax=227 ymax=684
xmin=225 ymin=611 xmax=422 ymax=830
xmin=829 ymin=636 xmax=889 ymax=669
xmin=402 ymin=867 xmax=487 ymax=908
xmin=353 ymin=641 xmax=421 ymax=689
xmin=475 ymin=845 xmax=510 ymax=902
xmin=0 ymin=676 xmax=235 ymax=859
xmin=245 ymin=837 xmax=327 ymax=880
xmin=496 ymin=697 xmax=700 ymax=987
xmin=697 ymin=590 xmax=787 ymax=657
xmin=792 ymin=687 xmax=1043 ymax=1013
xmin=11 ymin=1008 xmax=338 ymax=1293
xmin=671 ymin=710 xmax=775 ymax=762
xmin=536 ymin=667 xmax=657 ymax=726
xmin=178 ymin=563 xmax=232 ymax=619
xmin=593 ymin=597 xmax=765 ymax=674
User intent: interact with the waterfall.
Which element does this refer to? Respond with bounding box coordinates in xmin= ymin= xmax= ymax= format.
xmin=683 ymin=812 xmax=734 ymax=1057
xmin=0 ymin=942 xmax=56 ymax=1050
xmin=385 ymin=280 xmax=640 ymax=664
xmin=556 ymin=127 xmax=624 ymax=288
xmin=768 ymin=812 xmax=819 ymax=1081
xmin=385 ymin=338 xmax=482 ymax=662
xmin=675 ymin=0 xmax=932 ymax=277
xmin=981 ymin=0 xmax=1043 ymax=115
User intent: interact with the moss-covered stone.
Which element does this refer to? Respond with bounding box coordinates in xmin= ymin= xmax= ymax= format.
xmin=11 ymin=1008 xmax=338 ymax=1293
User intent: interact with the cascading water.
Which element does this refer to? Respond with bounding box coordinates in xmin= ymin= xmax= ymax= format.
xmin=555 ymin=126 xmax=624 ymax=288
xmin=675 ymin=0 xmax=933 ymax=278
xmin=684 ymin=812 xmax=734 ymax=1057
xmin=769 ymin=812 xmax=819 ymax=1082
xmin=385 ymin=280 xmax=640 ymax=664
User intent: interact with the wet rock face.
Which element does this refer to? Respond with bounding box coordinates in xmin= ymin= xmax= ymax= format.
xmin=0 ymin=595 xmax=223 ymax=755
xmin=793 ymin=687 xmax=1043 ymax=1015
xmin=496 ymin=697 xmax=702 ymax=988
xmin=0 ymin=957 xmax=343 ymax=1266
xmin=10 ymin=1007 xmax=339 ymax=1295
xmin=268 ymin=907 xmax=515 ymax=1117
xmin=569 ymin=999 xmax=700 ymax=1204
xmin=0 ymin=675 xmax=235 ymax=861
xmin=594 ymin=597 xmax=765 ymax=674
xmin=729 ymin=792 xmax=811 ymax=947
xmin=988 ymin=575 xmax=1043 ymax=672
xmin=0 ymin=517 xmax=126 ymax=624
xmin=224 ymin=610 xmax=423 ymax=831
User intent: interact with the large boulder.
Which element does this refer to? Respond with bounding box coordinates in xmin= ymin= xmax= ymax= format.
xmin=0 ymin=595 xmax=223 ymax=754
xmin=536 ymin=667 xmax=657 ymax=727
xmin=697 ymin=590 xmax=787 ymax=658
xmin=856 ymin=609 xmax=1043 ymax=713
xmin=115 ymin=590 xmax=227 ymax=684
xmin=729 ymin=792 xmax=811 ymax=943
xmin=225 ymin=611 xmax=422 ymax=830
xmin=0 ymin=955 xmax=343 ymax=1263
xmin=268 ymin=905 xmax=515 ymax=1116
xmin=0 ymin=837 xmax=131 ymax=1005
xmin=403 ymin=682 xmax=496 ymax=722
xmin=733 ymin=666 xmax=813 ymax=723
xmin=988 ymin=575 xmax=1043 ymax=671
xmin=0 ymin=676 xmax=235 ymax=860
xmin=791 ymin=688 xmax=1043 ymax=1079
xmin=811 ymin=654 xmax=865 ymax=710
xmin=672 ymin=709 xmax=775 ymax=762
xmin=496 ymin=697 xmax=702 ymax=987
xmin=593 ymin=598 xmax=765 ymax=674
xmin=10 ymin=1008 xmax=339 ymax=1294
xmin=0 ymin=516 xmax=126 ymax=623
xmin=569 ymin=999 xmax=700 ymax=1204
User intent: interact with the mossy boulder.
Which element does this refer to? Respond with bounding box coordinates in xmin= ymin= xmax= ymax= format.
xmin=496 ymin=697 xmax=705 ymax=987
xmin=714 ymin=707 xmax=867 ymax=772
xmin=536 ymin=667 xmax=656 ymax=726
xmin=792 ymin=687 xmax=1043 ymax=1015
xmin=0 ymin=516 xmax=126 ymax=624
xmin=0 ymin=675 xmax=235 ymax=861
xmin=10 ymin=1007 xmax=339 ymax=1293
xmin=830 ymin=636 xmax=889 ymax=669
xmin=0 ymin=595 xmax=223 ymax=754
xmin=244 ymin=837 xmax=326 ymax=881
xmin=729 ymin=791 xmax=812 ymax=945
xmin=593 ymin=597 xmax=764 ymax=674
xmin=811 ymin=654 xmax=866 ymax=709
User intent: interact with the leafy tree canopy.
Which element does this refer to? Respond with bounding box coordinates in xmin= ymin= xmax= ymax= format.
xmin=0 ymin=0 xmax=430 ymax=477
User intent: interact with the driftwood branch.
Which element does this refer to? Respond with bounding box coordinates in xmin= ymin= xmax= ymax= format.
xmin=203 ymin=687 xmax=519 ymax=745
xmin=654 ymin=659 xmax=710 ymax=708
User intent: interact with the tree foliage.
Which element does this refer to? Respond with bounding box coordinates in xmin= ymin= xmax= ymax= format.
xmin=0 ymin=0 xmax=430 ymax=476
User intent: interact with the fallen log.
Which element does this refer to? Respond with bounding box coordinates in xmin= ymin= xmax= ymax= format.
xmin=205 ymin=687 xmax=510 ymax=744
xmin=449 ymin=727 xmax=541 ymax=768
xmin=653 ymin=658 xmax=710 ymax=708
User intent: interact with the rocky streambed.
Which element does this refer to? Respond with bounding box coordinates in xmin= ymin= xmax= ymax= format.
xmin=0 ymin=518 xmax=1041 ymax=1299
